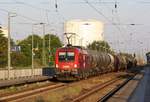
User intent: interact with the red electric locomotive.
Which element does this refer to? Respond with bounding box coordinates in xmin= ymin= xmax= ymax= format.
xmin=55 ymin=46 xmax=88 ymax=80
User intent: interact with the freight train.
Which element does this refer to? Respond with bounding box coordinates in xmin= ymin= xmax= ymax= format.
xmin=55 ymin=45 xmax=136 ymax=80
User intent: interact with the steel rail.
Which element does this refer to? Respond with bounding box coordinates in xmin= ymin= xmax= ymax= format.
xmin=72 ymin=77 xmax=122 ymax=102
xmin=97 ymin=75 xmax=134 ymax=102
xmin=0 ymin=83 xmax=66 ymax=102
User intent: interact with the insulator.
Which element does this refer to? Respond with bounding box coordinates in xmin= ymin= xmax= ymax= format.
xmin=115 ymin=3 xmax=117 ymax=8
xmin=55 ymin=4 xmax=57 ymax=9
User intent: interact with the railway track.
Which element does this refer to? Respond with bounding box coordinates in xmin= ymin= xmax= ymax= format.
xmin=71 ymin=74 xmax=135 ymax=102
xmin=0 ymin=72 xmax=121 ymax=102
xmin=97 ymin=76 xmax=134 ymax=102
xmin=0 ymin=72 xmax=135 ymax=102
xmin=0 ymin=82 xmax=66 ymax=102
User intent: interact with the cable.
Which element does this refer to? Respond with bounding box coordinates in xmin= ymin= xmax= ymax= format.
xmin=52 ymin=0 xmax=66 ymax=35
xmin=0 ymin=8 xmax=42 ymax=22
xmin=0 ymin=2 xmax=20 ymax=4
xmin=55 ymin=0 xmax=58 ymax=12
xmin=0 ymin=8 xmax=9 ymax=13
xmin=84 ymin=0 xmax=127 ymax=52
xmin=2 ymin=0 xmax=66 ymax=24
xmin=53 ymin=0 xmax=66 ymax=21
xmin=83 ymin=0 xmax=122 ymax=33
xmin=56 ymin=11 xmax=66 ymax=21
xmin=18 ymin=14 xmax=41 ymax=22
xmin=14 ymin=0 xmax=51 ymax=12
xmin=45 ymin=10 xmax=50 ymax=24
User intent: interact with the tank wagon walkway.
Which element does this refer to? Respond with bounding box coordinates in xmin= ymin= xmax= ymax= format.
xmin=129 ymin=65 xmax=150 ymax=102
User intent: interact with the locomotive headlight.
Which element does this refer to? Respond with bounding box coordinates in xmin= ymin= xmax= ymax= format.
xmin=74 ymin=64 xmax=77 ymax=68
xmin=72 ymin=68 xmax=78 ymax=74
xmin=56 ymin=64 xmax=58 ymax=68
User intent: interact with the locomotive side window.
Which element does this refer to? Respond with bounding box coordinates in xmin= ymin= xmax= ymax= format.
xmin=58 ymin=52 xmax=75 ymax=61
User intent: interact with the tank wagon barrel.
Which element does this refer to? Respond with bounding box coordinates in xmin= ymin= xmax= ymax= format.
xmin=88 ymin=50 xmax=115 ymax=73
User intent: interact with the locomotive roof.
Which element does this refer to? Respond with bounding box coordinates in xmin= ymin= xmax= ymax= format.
xmin=57 ymin=46 xmax=82 ymax=51
xmin=58 ymin=45 xmax=86 ymax=50
xmin=57 ymin=45 xmax=113 ymax=55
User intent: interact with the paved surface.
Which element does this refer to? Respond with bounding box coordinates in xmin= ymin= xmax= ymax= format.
xmin=129 ymin=66 xmax=150 ymax=102
xmin=0 ymin=76 xmax=51 ymax=88
xmin=107 ymin=73 xmax=142 ymax=102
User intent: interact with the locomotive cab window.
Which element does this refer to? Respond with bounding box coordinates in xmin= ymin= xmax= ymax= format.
xmin=59 ymin=52 xmax=66 ymax=61
xmin=58 ymin=52 xmax=75 ymax=61
xmin=67 ymin=52 xmax=75 ymax=61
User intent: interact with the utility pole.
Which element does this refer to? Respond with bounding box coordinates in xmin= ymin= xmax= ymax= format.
xmin=49 ymin=34 xmax=51 ymax=54
xmin=40 ymin=23 xmax=46 ymax=66
xmin=7 ymin=12 xmax=16 ymax=79
xmin=7 ymin=12 xmax=11 ymax=80
xmin=31 ymin=24 xmax=34 ymax=76
xmin=49 ymin=33 xmax=51 ymax=66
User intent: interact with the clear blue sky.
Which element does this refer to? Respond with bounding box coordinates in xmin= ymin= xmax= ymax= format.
xmin=0 ymin=0 xmax=150 ymax=56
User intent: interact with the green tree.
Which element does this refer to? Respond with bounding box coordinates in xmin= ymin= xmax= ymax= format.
xmin=87 ymin=40 xmax=113 ymax=53
xmin=18 ymin=35 xmax=43 ymax=67
xmin=0 ymin=29 xmax=17 ymax=68
xmin=0 ymin=32 xmax=8 ymax=68
xmin=11 ymin=52 xmax=31 ymax=67
xmin=18 ymin=34 xmax=62 ymax=67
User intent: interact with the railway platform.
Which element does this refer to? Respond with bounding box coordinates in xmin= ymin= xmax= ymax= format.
xmin=0 ymin=76 xmax=52 ymax=88
xmin=106 ymin=65 xmax=149 ymax=102
xmin=129 ymin=65 xmax=150 ymax=102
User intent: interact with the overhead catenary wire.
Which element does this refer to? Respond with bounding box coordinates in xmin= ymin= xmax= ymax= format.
xmin=0 ymin=8 xmax=43 ymax=23
xmin=11 ymin=0 xmax=66 ymax=22
xmin=100 ymin=6 xmax=119 ymax=51
xmin=53 ymin=0 xmax=66 ymax=21
xmin=83 ymin=0 xmax=122 ymax=34
xmin=13 ymin=0 xmax=51 ymax=12
xmin=52 ymin=0 xmax=66 ymax=37
xmin=18 ymin=14 xmax=42 ymax=22
xmin=13 ymin=0 xmax=66 ymax=22
xmin=111 ymin=0 xmax=126 ymax=52
xmin=0 ymin=0 xmax=66 ymax=27
xmin=3 ymin=0 xmax=62 ymax=29
xmin=55 ymin=0 xmax=58 ymax=12
xmin=84 ymin=0 xmax=132 ymax=53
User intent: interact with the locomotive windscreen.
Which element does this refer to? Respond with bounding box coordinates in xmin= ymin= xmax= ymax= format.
xmin=59 ymin=52 xmax=75 ymax=61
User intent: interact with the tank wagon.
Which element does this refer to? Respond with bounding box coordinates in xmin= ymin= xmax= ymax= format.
xmin=55 ymin=45 xmax=135 ymax=80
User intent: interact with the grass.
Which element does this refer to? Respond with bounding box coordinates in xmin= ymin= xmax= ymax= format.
xmin=34 ymin=76 xmax=115 ymax=102
xmin=34 ymin=85 xmax=82 ymax=102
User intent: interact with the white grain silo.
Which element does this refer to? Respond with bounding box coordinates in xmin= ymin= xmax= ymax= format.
xmin=64 ymin=19 xmax=104 ymax=47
